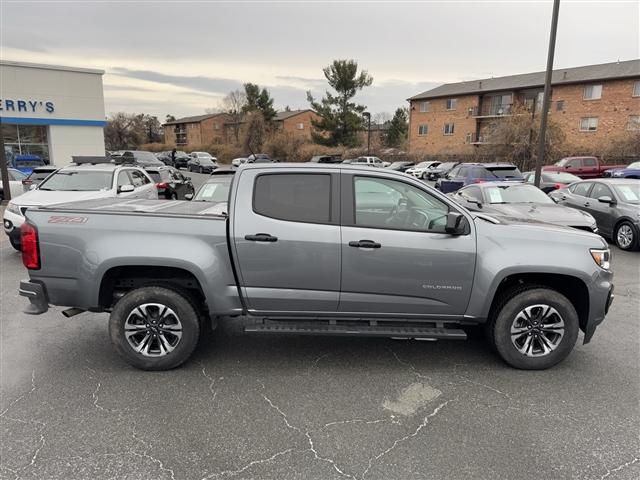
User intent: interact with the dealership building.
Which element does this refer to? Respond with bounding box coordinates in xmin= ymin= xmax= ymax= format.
xmin=1 ymin=60 xmax=106 ymax=167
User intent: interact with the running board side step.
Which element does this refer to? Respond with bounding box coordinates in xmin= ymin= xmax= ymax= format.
xmin=243 ymin=323 xmax=467 ymax=340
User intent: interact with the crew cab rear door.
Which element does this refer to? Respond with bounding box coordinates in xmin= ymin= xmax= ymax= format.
xmin=339 ymin=172 xmax=476 ymax=316
xmin=231 ymin=168 xmax=341 ymax=313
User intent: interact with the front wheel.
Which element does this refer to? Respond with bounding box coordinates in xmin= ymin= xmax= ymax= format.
xmin=486 ymin=287 xmax=578 ymax=370
xmin=9 ymin=235 xmax=21 ymax=252
xmin=614 ymin=221 xmax=638 ymax=251
xmin=109 ymin=286 xmax=201 ymax=370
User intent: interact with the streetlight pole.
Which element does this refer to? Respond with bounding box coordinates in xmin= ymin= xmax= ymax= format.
xmin=0 ymin=120 xmax=12 ymax=203
xmin=534 ymin=0 xmax=561 ymax=187
xmin=363 ymin=112 xmax=371 ymax=155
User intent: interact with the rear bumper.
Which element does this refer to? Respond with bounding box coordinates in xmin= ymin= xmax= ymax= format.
xmin=19 ymin=279 xmax=49 ymax=315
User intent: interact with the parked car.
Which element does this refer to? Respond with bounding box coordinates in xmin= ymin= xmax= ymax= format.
xmin=405 ymin=161 xmax=441 ymax=179
xmin=352 ymin=156 xmax=384 ymax=167
xmin=10 ymin=154 xmax=46 ymax=175
xmin=543 ymin=156 xmax=627 ymax=179
xmin=0 ymin=168 xmax=28 ymax=201
xmin=3 ymin=159 xmax=157 ymax=251
xmin=522 ymin=170 xmax=582 ymax=193
xmin=386 ymin=161 xmax=415 ymax=173
xmin=116 ymin=150 xmax=165 ymax=167
xmin=436 ymin=163 xmax=523 ymax=193
xmin=21 ymin=166 xmax=58 ymax=192
xmin=425 ymin=161 xmax=459 ymax=181
xmin=19 ymin=163 xmax=613 ymax=372
xmin=450 ymin=182 xmax=598 ymax=232
xmin=310 ymin=155 xmax=343 ymax=164
xmin=549 ymin=179 xmax=640 ymax=251
xmin=187 ymin=153 xmax=218 ymax=173
xmin=602 ymin=161 xmax=640 ymax=179
xmin=246 ymin=153 xmax=273 ymax=163
xmin=145 ymin=166 xmax=195 ymax=200
xmin=187 ymin=168 xmax=234 ymax=204
xmin=231 ymin=157 xmax=247 ymax=167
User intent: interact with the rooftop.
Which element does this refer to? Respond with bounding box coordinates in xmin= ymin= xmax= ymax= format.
xmin=0 ymin=59 xmax=104 ymax=75
xmin=164 ymin=113 xmax=227 ymax=125
xmin=409 ymin=59 xmax=640 ymax=100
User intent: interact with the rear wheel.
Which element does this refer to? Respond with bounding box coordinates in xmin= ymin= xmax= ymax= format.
xmin=109 ymin=286 xmax=201 ymax=370
xmin=487 ymin=288 xmax=578 ymax=370
xmin=199 ymin=167 xmax=204 ymax=174
xmin=614 ymin=221 xmax=638 ymax=251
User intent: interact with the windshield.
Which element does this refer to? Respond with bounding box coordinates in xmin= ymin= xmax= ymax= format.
xmin=198 ymin=158 xmax=215 ymax=165
xmin=627 ymin=161 xmax=640 ymax=169
xmin=193 ymin=179 xmax=231 ymax=202
xmin=485 ymin=167 xmax=522 ymax=179
xmin=483 ymin=185 xmax=553 ymax=204
xmin=29 ymin=170 xmax=56 ymax=181
xmin=38 ymin=171 xmax=113 ymax=191
xmin=613 ymin=183 xmax=640 ymax=204
xmin=555 ymin=158 xmax=569 ymax=166
xmin=542 ymin=171 xmax=581 ymax=183
xmin=15 ymin=159 xmax=45 ymax=167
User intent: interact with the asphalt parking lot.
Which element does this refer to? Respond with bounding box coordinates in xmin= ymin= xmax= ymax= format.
xmin=1 ymin=188 xmax=639 ymax=480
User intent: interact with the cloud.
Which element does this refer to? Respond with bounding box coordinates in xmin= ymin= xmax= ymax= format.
xmin=110 ymin=68 xmax=244 ymax=95
xmin=103 ymin=84 xmax=155 ymax=93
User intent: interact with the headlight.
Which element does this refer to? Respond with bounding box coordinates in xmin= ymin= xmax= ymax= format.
xmin=590 ymin=248 xmax=610 ymax=270
xmin=613 ymin=171 xmax=623 ymax=177
xmin=6 ymin=202 xmax=21 ymax=216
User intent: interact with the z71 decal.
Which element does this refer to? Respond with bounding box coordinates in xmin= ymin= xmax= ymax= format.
xmin=48 ymin=216 xmax=89 ymax=224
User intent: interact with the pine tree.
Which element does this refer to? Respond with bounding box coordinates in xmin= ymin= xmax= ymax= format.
xmin=386 ymin=108 xmax=409 ymax=148
xmin=243 ymin=83 xmax=277 ymax=121
xmin=307 ymin=60 xmax=373 ymax=147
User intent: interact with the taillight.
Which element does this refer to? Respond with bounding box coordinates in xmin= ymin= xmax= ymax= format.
xmin=21 ymin=222 xmax=40 ymax=270
xmin=156 ymin=182 xmax=169 ymax=189
xmin=553 ymin=183 xmax=564 ymax=190
xmin=473 ymin=179 xmax=485 ymax=184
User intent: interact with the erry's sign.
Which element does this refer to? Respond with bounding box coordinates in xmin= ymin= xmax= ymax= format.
xmin=0 ymin=99 xmax=55 ymax=114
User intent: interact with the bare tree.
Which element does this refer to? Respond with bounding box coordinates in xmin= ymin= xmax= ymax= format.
xmin=221 ymin=89 xmax=247 ymax=142
xmin=373 ymin=112 xmax=392 ymax=125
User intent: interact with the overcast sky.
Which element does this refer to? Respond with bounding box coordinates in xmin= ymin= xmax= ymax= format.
xmin=2 ymin=1 xmax=638 ymax=121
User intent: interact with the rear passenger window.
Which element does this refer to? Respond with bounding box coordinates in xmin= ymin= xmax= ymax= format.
xmin=253 ymin=174 xmax=332 ymax=224
xmin=572 ymin=182 xmax=593 ymax=197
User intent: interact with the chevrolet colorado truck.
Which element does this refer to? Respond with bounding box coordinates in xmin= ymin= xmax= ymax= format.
xmin=18 ymin=164 xmax=615 ymax=371
xmin=543 ymin=156 xmax=627 ymax=179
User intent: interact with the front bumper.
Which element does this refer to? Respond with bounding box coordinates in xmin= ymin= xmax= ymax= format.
xmin=19 ymin=280 xmax=49 ymax=315
xmin=583 ymin=270 xmax=614 ymax=344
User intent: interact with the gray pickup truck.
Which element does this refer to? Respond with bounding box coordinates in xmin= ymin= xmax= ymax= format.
xmin=19 ymin=164 xmax=615 ymax=371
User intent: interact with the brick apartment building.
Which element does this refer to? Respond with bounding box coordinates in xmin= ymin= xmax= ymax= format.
xmin=163 ymin=109 xmax=319 ymax=149
xmin=408 ymin=59 xmax=640 ymax=156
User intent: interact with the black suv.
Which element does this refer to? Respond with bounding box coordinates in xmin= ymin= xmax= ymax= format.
xmin=145 ymin=166 xmax=195 ymax=200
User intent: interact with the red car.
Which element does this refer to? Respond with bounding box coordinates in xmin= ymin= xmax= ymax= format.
xmin=543 ymin=156 xmax=627 ymax=179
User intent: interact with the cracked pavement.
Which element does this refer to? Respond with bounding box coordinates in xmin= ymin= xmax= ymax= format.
xmin=1 ymin=226 xmax=639 ymax=479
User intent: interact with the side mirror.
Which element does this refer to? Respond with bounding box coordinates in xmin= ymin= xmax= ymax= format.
xmin=598 ymin=195 xmax=616 ymax=205
xmin=118 ymin=184 xmax=135 ymax=193
xmin=445 ymin=211 xmax=467 ymax=235
xmin=184 ymin=193 xmax=193 ymax=201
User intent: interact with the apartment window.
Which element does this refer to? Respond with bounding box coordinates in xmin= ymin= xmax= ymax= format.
xmin=556 ymin=100 xmax=565 ymax=112
xmin=418 ymin=124 xmax=428 ymax=136
xmin=446 ymin=99 xmax=457 ymax=110
xmin=419 ymin=101 xmax=430 ymax=113
xmin=296 ymin=123 xmax=304 ymax=130
xmin=583 ymin=84 xmax=602 ymax=100
xmin=444 ymin=123 xmax=455 ymax=135
xmin=580 ymin=117 xmax=598 ymax=132
xmin=633 ymin=81 xmax=640 ymax=97
xmin=628 ymin=115 xmax=640 ymax=131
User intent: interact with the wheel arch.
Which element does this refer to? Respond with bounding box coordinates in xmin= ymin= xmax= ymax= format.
xmin=487 ymin=273 xmax=590 ymax=334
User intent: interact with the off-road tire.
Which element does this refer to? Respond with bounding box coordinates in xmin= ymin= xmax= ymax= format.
xmin=109 ymin=286 xmax=200 ymax=370
xmin=486 ymin=287 xmax=579 ymax=370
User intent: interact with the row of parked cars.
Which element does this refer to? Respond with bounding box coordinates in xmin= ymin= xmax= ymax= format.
xmin=152 ymin=150 xmax=276 ymax=171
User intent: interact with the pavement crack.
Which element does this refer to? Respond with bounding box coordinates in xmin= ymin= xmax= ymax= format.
xmin=599 ymin=456 xmax=639 ymax=479
xmin=0 ymin=369 xmax=36 ymax=418
xmin=131 ymin=428 xmax=177 ymax=480
xmin=361 ymin=399 xmax=454 ymax=480
xmin=201 ymin=448 xmax=295 ymax=479
xmin=386 ymin=346 xmax=432 ymax=382
xmin=262 ymin=393 xmax=357 ymax=480
xmin=199 ymin=362 xmax=218 ymax=401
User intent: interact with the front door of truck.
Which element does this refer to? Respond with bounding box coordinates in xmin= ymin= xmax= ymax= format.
xmin=339 ymin=173 xmax=476 ymax=316
xmin=232 ymin=168 xmax=341 ymax=313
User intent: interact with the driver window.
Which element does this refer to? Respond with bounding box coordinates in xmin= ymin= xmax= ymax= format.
xmin=353 ymin=176 xmax=449 ymax=233
xmin=129 ymin=170 xmax=145 ymax=187
xmin=117 ymin=171 xmax=131 ymax=188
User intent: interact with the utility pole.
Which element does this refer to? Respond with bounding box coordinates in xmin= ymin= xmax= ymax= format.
xmin=0 ymin=121 xmax=12 ymax=203
xmin=534 ymin=0 xmax=561 ymax=187
xmin=363 ymin=112 xmax=371 ymax=155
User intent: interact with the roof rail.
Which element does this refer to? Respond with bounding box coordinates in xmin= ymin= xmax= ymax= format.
xmin=71 ymin=156 xmax=114 ymax=165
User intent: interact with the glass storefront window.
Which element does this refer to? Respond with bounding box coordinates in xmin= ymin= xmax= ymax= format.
xmin=1 ymin=124 xmax=50 ymax=164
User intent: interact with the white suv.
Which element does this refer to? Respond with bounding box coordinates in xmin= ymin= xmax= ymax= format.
xmin=352 ymin=156 xmax=384 ymax=167
xmin=4 ymin=161 xmax=157 ymax=251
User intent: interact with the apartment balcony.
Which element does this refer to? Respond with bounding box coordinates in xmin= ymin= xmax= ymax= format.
xmin=466 ymin=133 xmax=489 ymax=145
xmin=470 ymin=103 xmax=513 ymax=118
